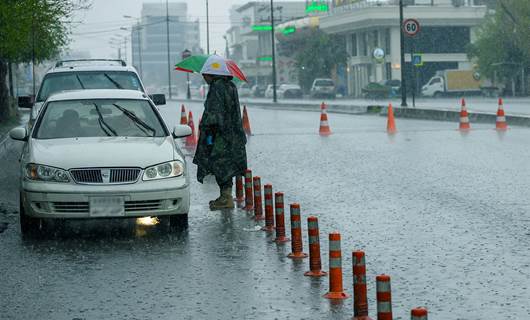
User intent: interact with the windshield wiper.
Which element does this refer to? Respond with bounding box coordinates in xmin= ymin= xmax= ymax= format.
xmin=75 ymin=74 xmax=85 ymax=89
xmin=93 ymin=103 xmax=117 ymax=136
xmin=103 ymin=73 xmax=123 ymax=89
xmin=112 ymin=103 xmax=156 ymax=137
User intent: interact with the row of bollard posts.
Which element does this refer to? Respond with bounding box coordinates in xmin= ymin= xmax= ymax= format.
xmin=233 ymin=169 xmax=429 ymax=319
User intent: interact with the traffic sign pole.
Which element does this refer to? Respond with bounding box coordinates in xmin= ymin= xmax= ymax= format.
xmin=411 ymin=40 xmax=416 ymax=108
xmin=399 ymin=0 xmax=407 ymax=107
xmin=402 ymin=17 xmax=420 ymax=108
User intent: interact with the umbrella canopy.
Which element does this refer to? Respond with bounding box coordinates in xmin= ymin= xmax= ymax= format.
xmin=175 ymin=54 xmax=248 ymax=82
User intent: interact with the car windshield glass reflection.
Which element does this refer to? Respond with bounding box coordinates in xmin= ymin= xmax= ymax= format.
xmin=36 ymin=71 xmax=142 ymax=102
xmin=35 ymin=99 xmax=166 ymax=139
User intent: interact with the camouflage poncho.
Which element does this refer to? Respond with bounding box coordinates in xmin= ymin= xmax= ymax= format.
xmin=193 ymin=77 xmax=247 ymax=183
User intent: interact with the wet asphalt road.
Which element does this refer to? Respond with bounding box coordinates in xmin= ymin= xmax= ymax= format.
xmin=1 ymin=103 xmax=529 ymax=319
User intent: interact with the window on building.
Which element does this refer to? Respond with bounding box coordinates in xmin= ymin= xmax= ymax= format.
xmin=361 ymin=32 xmax=368 ymax=56
xmin=405 ymin=26 xmax=470 ymax=54
xmin=385 ymin=62 xmax=392 ymax=80
xmin=372 ymin=30 xmax=378 ymax=49
xmin=351 ymin=33 xmax=357 ymax=56
xmin=384 ymin=29 xmax=391 ymax=55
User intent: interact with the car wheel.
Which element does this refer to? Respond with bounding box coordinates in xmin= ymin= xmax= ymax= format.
xmin=433 ymin=91 xmax=443 ymax=98
xmin=19 ymin=197 xmax=41 ymax=236
xmin=169 ymin=214 xmax=188 ymax=230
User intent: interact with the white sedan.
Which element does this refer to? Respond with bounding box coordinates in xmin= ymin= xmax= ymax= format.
xmin=10 ymin=89 xmax=192 ymax=235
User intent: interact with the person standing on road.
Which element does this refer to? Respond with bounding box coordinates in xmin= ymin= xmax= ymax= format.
xmin=193 ymin=57 xmax=247 ymax=211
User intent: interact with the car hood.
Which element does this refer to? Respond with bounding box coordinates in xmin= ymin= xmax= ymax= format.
xmin=29 ymin=136 xmax=178 ymax=169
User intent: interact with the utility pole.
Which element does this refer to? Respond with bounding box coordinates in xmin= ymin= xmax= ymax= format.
xmin=206 ymin=0 xmax=210 ymax=54
xmin=270 ymin=0 xmax=277 ymax=103
xmin=137 ymin=26 xmax=143 ymax=78
xmin=166 ymin=0 xmax=172 ymax=99
xmin=399 ymin=0 xmax=407 ymax=107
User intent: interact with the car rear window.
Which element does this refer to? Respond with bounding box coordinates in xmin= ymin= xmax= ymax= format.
xmin=34 ymin=99 xmax=166 ymax=139
xmin=36 ymin=71 xmax=143 ymax=102
xmin=315 ymin=80 xmax=334 ymax=87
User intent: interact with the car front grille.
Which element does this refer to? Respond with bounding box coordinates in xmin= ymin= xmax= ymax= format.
xmin=70 ymin=168 xmax=141 ymax=184
xmin=51 ymin=200 xmax=164 ymax=214
xmin=52 ymin=202 xmax=89 ymax=213
xmin=124 ymin=200 xmax=163 ymax=212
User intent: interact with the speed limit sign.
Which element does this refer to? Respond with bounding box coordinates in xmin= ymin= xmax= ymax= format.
xmin=403 ymin=19 xmax=420 ymax=37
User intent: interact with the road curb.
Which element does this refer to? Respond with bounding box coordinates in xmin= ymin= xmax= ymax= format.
xmin=170 ymin=98 xmax=530 ymax=127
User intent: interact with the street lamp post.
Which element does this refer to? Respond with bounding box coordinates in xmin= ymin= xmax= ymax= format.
xmin=182 ymin=49 xmax=192 ymax=100
xmin=270 ymin=0 xmax=277 ymax=103
xmin=223 ymin=35 xmax=229 ymax=59
xmin=166 ymin=0 xmax=172 ymax=99
xmin=206 ymin=0 xmax=210 ymax=54
xmin=399 ymin=0 xmax=408 ymax=107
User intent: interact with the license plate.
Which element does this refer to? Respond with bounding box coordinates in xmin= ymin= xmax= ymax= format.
xmin=89 ymin=196 xmax=125 ymax=217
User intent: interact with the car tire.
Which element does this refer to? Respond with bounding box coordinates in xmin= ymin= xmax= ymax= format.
xmin=169 ymin=213 xmax=188 ymax=230
xmin=433 ymin=92 xmax=443 ymax=98
xmin=19 ymin=196 xmax=41 ymax=236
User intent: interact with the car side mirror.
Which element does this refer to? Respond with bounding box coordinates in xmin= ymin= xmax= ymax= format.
xmin=9 ymin=127 xmax=28 ymax=141
xmin=18 ymin=96 xmax=34 ymax=109
xmin=172 ymin=125 xmax=192 ymax=138
xmin=149 ymin=94 xmax=166 ymax=106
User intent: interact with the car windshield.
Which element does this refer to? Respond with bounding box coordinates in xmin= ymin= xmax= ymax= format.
xmin=315 ymin=80 xmax=334 ymax=87
xmin=34 ymin=99 xmax=166 ymax=139
xmin=36 ymin=71 xmax=143 ymax=102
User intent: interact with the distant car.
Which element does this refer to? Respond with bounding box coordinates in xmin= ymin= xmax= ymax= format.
xmin=277 ymin=84 xmax=303 ymax=99
xmin=310 ymin=78 xmax=336 ymax=99
xmin=18 ymin=59 xmax=165 ymax=127
xmin=251 ymin=84 xmax=266 ymax=97
xmin=10 ymin=89 xmax=192 ymax=235
xmin=264 ymin=84 xmax=279 ymax=99
xmin=238 ymin=83 xmax=252 ymax=97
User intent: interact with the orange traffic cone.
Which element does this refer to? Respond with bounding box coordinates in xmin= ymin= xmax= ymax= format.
xmin=179 ymin=104 xmax=187 ymax=125
xmin=185 ymin=111 xmax=197 ymax=149
xmin=459 ymin=98 xmax=470 ymax=131
xmin=387 ymin=103 xmax=396 ymax=134
xmin=319 ymin=102 xmax=331 ymax=136
xmin=242 ymin=105 xmax=252 ymax=136
xmin=496 ymin=97 xmax=507 ymax=131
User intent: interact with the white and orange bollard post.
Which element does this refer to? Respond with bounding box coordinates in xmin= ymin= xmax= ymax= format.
xmin=376 ymin=274 xmax=392 ymax=320
xmin=411 ymin=307 xmax=428 ymax=320
xmin=323 ymin=232 xmax=349 ymax=299
xmin=253 ymin=176 xmax=264 ymax=220
xmin=353 ymin=251 xmax=371 ymax=318
xmin=273 ymin=192 xmax=289 ymax=243
xmin=243 ymin=169 xmax=254 ymax=211
xmin=262 ymin=184 xmax=275 ymax=232
xmin=304 ymin=216 xmax=327 ymax=277
xmin=287 ymin=203 xmax=308 ymax=259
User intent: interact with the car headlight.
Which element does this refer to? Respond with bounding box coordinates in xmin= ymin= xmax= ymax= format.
xmin=25 ymin=164 xmax=70 ymax=183
xmin=142 ymin=161 xmax=184 ymax=181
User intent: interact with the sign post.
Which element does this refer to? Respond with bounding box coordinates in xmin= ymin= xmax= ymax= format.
xmin=403 ymin=18 xmax=420 ymax=108
xmin=182 ymin=49 xmax=192 ymax=100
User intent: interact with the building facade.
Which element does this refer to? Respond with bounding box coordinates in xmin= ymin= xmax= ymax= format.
xmin=131 ymin=2 xmax=201 ymax=91
xmin=227 ymin=1 xmax=307 ymax=86
xmin=321 ymin=0 xmax=489 ymax=97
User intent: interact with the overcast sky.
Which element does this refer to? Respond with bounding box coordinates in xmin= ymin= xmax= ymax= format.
xmin=69 ymin=0 xmax=305 ymax=61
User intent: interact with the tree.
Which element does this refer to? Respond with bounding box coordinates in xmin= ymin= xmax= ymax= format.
xmin=467 ymin=0 xmax=530 ymax=93
xmin=294 ymin=30 xmax=347 ymax=92
xmin=0 ymin=0 xmax=90 ymax=122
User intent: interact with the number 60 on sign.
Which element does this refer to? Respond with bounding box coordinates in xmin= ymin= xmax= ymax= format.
xmin=403 ymin=18 xmax=420 ymax=37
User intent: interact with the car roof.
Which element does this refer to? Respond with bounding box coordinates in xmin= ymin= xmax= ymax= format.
xmin=47 ymin=65 xmax=139 ymax=74
xmin=46 ymin=89 xmax=149 ymax=102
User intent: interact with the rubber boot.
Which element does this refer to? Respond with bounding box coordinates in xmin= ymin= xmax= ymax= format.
xmin=209 ymin=186 xmax=234 ymax=210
